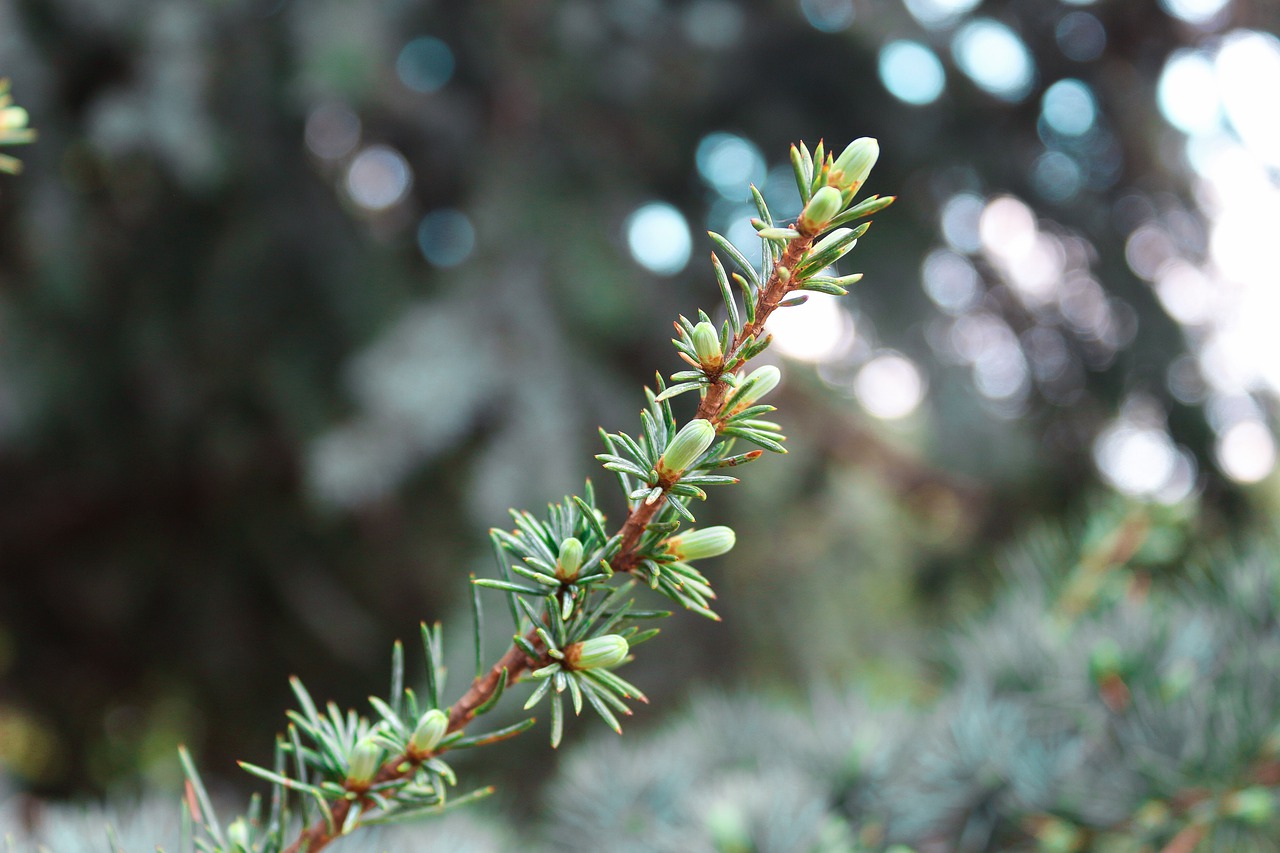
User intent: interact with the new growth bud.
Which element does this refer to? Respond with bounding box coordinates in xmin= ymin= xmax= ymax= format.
xmin=346 ymin=734 xmax=383 ymax=787
xmin=409 ymin=708 xmax=448 ymax=755
xmin=798 ymin=186 xmax=843 ymax=235
xmin=733 ymin=365 xmax=781 ymax=410
xmin=227 ymin=818 xmax=251 ymax=852
xmin=657 ymin=419 xmax=716 ymax=478
xmin=829 ymin=137 xmax=879 ymax=195
xmin=557 ymin=537 xmax=584 ymax=581
xmin=0 ymin=106 xmax=29 ymax=131
xmin=566 ymin=634 xmax=629 ymax=670
xmin=691 ymin=321 xmax=723 ymax=370
xmin=665 ymin=526 xmax=736 ymax=561
xmin=1227 ymin=787 xmax=1275 ymax=825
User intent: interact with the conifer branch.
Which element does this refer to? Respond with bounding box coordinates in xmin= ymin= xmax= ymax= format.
xmin=180 ymin=137 xmax=893 ymax=853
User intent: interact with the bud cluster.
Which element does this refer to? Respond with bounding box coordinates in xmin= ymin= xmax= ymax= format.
xmin=791 ymin=137 xmax=880 ymax=236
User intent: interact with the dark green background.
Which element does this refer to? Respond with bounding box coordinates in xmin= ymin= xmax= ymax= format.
xmin=0 ymin=0 xmax=1271 ymax=804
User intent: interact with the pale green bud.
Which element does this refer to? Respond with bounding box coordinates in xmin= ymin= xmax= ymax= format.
xmin=557 ymin=537 xmax=584 ymax=581
xmin=227 ymin=818 xmax=251 ymax=852
xmin=1036 ymin=818 xmax=1084 ymax=853
xmin=0 ymin=106 xmax=30 ymax=131
xmin=658 ymin=418 xmax=716 ymax=477
xmin=567 ymin=634 xmax=629 ymax=670
xmin=691 ymin=321 xmax=723 ymax=369
xmin=733 ymin=365 xmax=781 ymax=409
xmin=830 ymin=137 xmax=878 ymax=194
xmin=1227 ymin=787 xmax=1275 ymax=825
xmin=666 ymin=526 xmax=736 ymax=561
xmin=704 ymin=801 xmax=751 ymax=852
xmin=345 ymin=734 xmax=383 ymax=786
xmin=409 ymin=708 xmax=448 ymax=755
xmin=798 ymin=186 xmax=843 ymax=234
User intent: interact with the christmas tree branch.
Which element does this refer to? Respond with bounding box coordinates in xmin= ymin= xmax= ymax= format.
xmin=180 ymin=137 xmax=893 ymax=853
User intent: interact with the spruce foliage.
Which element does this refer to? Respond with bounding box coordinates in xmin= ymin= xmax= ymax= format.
xmin=547 ymin=502 xmax=1280 ymax=852
xmin=10 ymin=500 xmax=1278 ymax=853
xmin=169 ymin=138 xmax=894 ymax=853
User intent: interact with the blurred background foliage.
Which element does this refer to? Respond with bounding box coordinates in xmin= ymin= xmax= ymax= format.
xmin=1 ymin=0 xmax=1279 ymax=827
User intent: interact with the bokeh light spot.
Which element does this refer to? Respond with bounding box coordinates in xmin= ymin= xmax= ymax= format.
xmin=973 ymin=341 xmax=1029 ymax=401
xmin=1205 ymin=163 xmax=1280 ymax=288
xmin=1124 ymin=223 xmax=1176 ymax=281
xmin=696 ymin=133 xmax=767 ymax=200
xmin=1041 ymin=79 xmax=1096 ymax=136
xmin=1004 ymin=236 xmax=1065 ymax=310
xmin=417 ymin=209 xmax=476 ymax=268
xmin=1058 ymin=275 xmax=1112 ymax=339
xmin=1022 ymin=325 xmax=1071 ymax=383
xmin=854 ymin=352 xmax=926 ymax=419
xmin=952 ymin=19 xmax=1036 ymax=102
xmin=1205 ymin=393 xmax=1264 ymax=435
xmin=922 ymin=249 xmax=981 ymax=315
xmin=1157 ymin=50 xmax=1221 ymax=136
xmin=1216 ymin=30 xmax=1280 ymax=168
xmin=798 ymin=0 xmax=855 ymax=32
xmin=1056 ymin=12 xmax=1106 ymax=62
xmin=950 ymin=313 xmax=1030 ymax=402
xmin=682 ymin=0 xmax=745 ymax=49
xmin=763 ymin=163 xmax=804 ymax=220
xmin=940 ymin=192 xmax=986 ymax=253
xmin=1159 ymin=0 xmax=1231 ymax=26
xmin=396 ymin=37 xmax=455 ymax=94
xmin=726 ymin=213 xmax=765 ymax=271
xmin=1032 ymin=151 xmax=1083 ymax=202
xmin=904 ymin=0 xmax=982 ymax=28
xmin=1154 ymin=261 xmax=1216 ymax=325
xmin=1094 ymin=419 xmax=1187 ymax=500
xmin=979 ymin=195 xmax=1037 ymax=262
xmin=1167 ymin=355 xmax=1208 ymax=404
xmin=345 ymin=145 xmax=413 ymax=211
xmin=878 ymin=41 xmax=946 ymax=106
xmin=626 ymin=203 xmax=692 ymax=276
xmin=767 ymin=293 xmax=854 ymax=363
xmin=305 ymin=103 xmax=361 ymax=161
xmin=1216 ymin=419 xmax=1277 ymax=483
